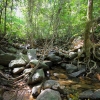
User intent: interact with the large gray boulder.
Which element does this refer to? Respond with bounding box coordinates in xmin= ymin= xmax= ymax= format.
xmin=9 ymin=58 xmax=26 ymax=68
xmin=0 ymin=53 xmax=16 ymax=66
xmin=36 ymin=89 xmax=62 ymax=100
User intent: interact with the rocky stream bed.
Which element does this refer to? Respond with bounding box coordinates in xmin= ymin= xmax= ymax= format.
xmin=0 ymin=40 xmax=100 ymax=100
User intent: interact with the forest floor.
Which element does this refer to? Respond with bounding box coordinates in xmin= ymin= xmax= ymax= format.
xmin=0 ymin=36 xmax=100 ymax=100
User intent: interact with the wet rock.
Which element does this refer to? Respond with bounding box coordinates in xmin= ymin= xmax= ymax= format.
xmin=31 ymin=69 xmax=45 ymax=84
xmin=66 ymin=64 xmax=78 ymax=74
xmin=91 ymin=89 xmax=100 ymax=100
xmin=37 ymin=89 xmax=62 ymax=100
xmin=43 ymin=80 xmax=60 ymax=90
xmin=79 ymin=90 xmax=93 ymax=100
xmin=9 ymin=58 xmax=26 ymax=68
xmin=69 ymin=68 xmax=85 ymax=78
xmin=69 ymin=52 xmax=77 ymax=59
xmin=47 ymin=53 xmax=62 ymax=63
xmin=13 ymin=67 xmax=25 ymax=74
xmin=27 ymin=49 xmax=37 ymax=60
xmin=0 ymin=53 xmax=16 ymax=66
xmin=32 ymin=84 xmax=42 ymax=97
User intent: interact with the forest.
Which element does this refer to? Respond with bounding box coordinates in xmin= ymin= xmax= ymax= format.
xmin=0 ymin=0 xmax=100 ymax=100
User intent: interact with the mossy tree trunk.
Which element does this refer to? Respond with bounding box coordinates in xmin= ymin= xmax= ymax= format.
xmin=84 ymin=0 xmax=93 ymax=59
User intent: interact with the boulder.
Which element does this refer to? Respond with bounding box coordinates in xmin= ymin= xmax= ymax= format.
xmin=43 ymin=80 xmax=60 ymax=90
xmin=69 ymin=52 xmax=77 ymax=59
xmin=9 ymin=58 xmax=26 ymax=68
xmin=16 ymin=53 xmax=29 ymax=63
xmin=69 ymin=68 xmax=85 ymax=78
xmin=66 ymin=64 xmax=78 ymax=74
xmin=30 ymin=69 xmax=45 ymax=84
xmin=29 ymin=59 xmax=49 ymax=71
xmin=23 ymin=68 xmax=33 ymax=74
xmin=79 ymin=90 xmax=93 ymax=100
xmin=13 ymin=67 xmax=25 ymax=74
xmin=91 ymin=89 xmax=100 ymax=100
xmin=36 ymin=89 xmax=62 ymax=100
xmin=32 ymin=84 xmax=42 ymax=97
xmin=0 ymin=53 xmax=16 ymax=66
xmin=47 ymin=54 xmax=62 ymax=63
xmin=27 ymin=49 xmax=37 ymax=60
xmin=61 ymin=63 xmax=66 ymax=69
xmin=43 ymin=60 xmax=53 ymax=69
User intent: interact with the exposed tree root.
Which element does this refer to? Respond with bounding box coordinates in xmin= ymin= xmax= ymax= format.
xmin=86 ymin=60 xmax=97 ymax=77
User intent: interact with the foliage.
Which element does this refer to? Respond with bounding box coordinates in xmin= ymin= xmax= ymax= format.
xmin=0 ymin=0 xmax=100 ymax=41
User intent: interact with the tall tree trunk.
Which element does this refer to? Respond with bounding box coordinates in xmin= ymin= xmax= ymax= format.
xmin=84 ymin=0 xmax=93 ymax=59
xmin=4 ymin=0 xmax=7 ymax=34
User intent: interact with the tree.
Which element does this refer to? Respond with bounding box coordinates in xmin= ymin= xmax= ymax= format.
xmin=84 ymin=0 xmax=93 ymax=60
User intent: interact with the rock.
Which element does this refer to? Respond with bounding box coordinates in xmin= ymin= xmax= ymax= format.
xmin=8 ymin=47 xmax=17 ymax=53
xmin=72 ymin=60 xmax=77 ymax=65
xmin=69 ymin=68 xmax=85 ymax=78
xmin=31 ymin=69 xmax=45 ymax=84
xmin=16 ymin=53 xmax=29 ymax=63
xmin=61 ymin=63 xmax=66 ymax=69
xmin=9 ymin=58 xmax=26 ymax=68
xmin=79 ymin=90 xmax=93 ymax=100
xmin=13 ymin=67 xmax=25 ymax=74
xmin=0 ymin=53 xmax=16 ymax=66
xmin=43 ymin=80 xmax=60 ymax=90
xmin=23 ymin=68 xmax=33 ymax=74
xmin=48 ymin=54 xmax=62 ymax=63
xmin=91 ymin=89 xmax=100 ymax=100
xmin=29 ymin=59 xmax=49 ymax=71
xmin=43 ymin=60 xmax=53 ymax=69
xmin=66 ymin=64 xmax=78 ymax=74
xmin=36 ymin=89 xmax=62 ymax=100
xmin=32 ymin=84 xmax=42 ymax=97
xmin=69 ymin=52 xmax=77 ymax=59
xmin=29 ymin=59 xmax=39 ymax=68
xmin=27 ymin=49 xmax=37 ymax=60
